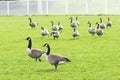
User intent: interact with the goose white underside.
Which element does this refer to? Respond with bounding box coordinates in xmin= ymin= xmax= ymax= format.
xmin=45 ymin=55 xmax=66 ymax=65
xmin=58 ymin=61 xmax=66 ymax=64
xmin=26 ymin=48 xmax=31 ymax=55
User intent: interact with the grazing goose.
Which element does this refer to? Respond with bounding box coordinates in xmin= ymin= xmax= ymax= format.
xmin=99 ymin=18 xmax=106 ymax=29
xmin=51 ymin=21 xmax=59 ymax=31
xmin=69 ymin=17 xmax=78 ymax=28
xmin=96 ymin=22 xmax=104 ymax=36
xmin=26 ymin=37 xmax=45 ymax=61
xmin=41 ymin=27 xmax=49 ymax=37
xmin=75 ymin=16 xmax=80 ymax=26
xmin=72 ymin=28 xmax=80 ymax=39
xmin=57 ymin=21 xmax=63 ymax=32
xmin=43 ymin=43 xmax=71 ymax=70
xmin=51 ymin=31 xmax=60 ymax=39
xmin=88 ymin=22 xmax=96 ymax=36
xmin=28 ymin=18 xmax=38 ymax=28
xmin=106 ymin=17 xmax=112 ymax=28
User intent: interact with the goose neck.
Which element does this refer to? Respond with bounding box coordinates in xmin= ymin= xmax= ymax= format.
xmin=100 ymin=20 xmax=102 ymax=23
xmin=29 ymin=19 xmax=32 ymax=23
xmin=89 ymin=23 xmax=91 ymax=28
xmin=108 ymin=18 xmax=110 ymax=21
xmin=97 ymin=24 xmax=99 ymax=29
xmin=28 ymin=39 xmax=32 ymax=49
xmin=46 ymin=45 xmax=50 ymax=55
xmin=70 ymin=18 xmax=73 ymax=23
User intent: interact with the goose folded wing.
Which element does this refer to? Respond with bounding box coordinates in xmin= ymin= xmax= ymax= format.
xmin=30 ymin=49 xmax=45 ymax=57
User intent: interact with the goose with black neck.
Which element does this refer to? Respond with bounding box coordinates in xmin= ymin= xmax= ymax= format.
xmin=43 ymin=43 xmax=71 ymax=71
xmin=26 ymin=37 xmax=45 ymax=62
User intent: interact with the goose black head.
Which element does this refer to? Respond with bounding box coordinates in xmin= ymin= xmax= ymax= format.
xmin=100 ymin=17 xmax=102 ymax=20
xmin=69 ymin=17 xmax=73 ymax=19
xmin=41 ymin=27 xmax=44 ymax=30
xmin=88 ymin=21 xmax=91 ymax=24
xmin=26 ymin=37 xmax=31 ymax=41
xmin=76 ymin=16 xmax=78 ymax=20
xmin=51 ymin=21 xmax=53 ymax=23
xmin=28 ymin=18 xmax=31 ymax=20
xmin=96 ymin=22 xmax=99 ymax=25
xmin=43 ymin=43 xmax=49 ymax=47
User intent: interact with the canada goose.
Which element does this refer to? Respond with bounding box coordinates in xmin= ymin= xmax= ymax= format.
xmin=43 ymin=43 xmax=71 ymax=70
xmin=75 ymin=16 xmax=80 ymax=26
xmin=57 ymin=21 xmax=63 ymax=32
xmin=51 ymin=21 xmax=59 ymax=31
xmin=72 ymin=28 xmax=80 ymax=39
xmin=51 ymin=31 xmax=60 ymax=39
xmin=106 ymin=17 xmax=112 ymax=28
xmin=88 ymin=22 xmax=96 ymax=36
xmin=99 ymin=18 xmax=106 ymax=29
xmin=96 ymin=22 xmax=104 ymax=36
xmin=41 ymin=27 xmax=49 ymax=37
xmin=26 ymin=37 xmax=45 ymax=61
xmin=69 ymin=17 xmax=78 ymax=28
xmin=28 ymin=18 xmax=38 ymax=28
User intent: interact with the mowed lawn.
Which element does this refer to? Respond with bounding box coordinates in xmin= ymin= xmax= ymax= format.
xmin=0 ymin=15 xmax=120 ymax=80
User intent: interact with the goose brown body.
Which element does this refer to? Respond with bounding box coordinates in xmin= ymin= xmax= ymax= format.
xmin=99 ymin=18 xmax=106 ymax=29
xmin=26 ymin=37 xmax=45 ymax=61
xmin=51 ymin=21 xmax=59 ymax=31
xmin=72 ymin=28 xmax=79 ymax=39
xmin=69 ymin=17 xmax=79 ymax=28
xmin=96 ymin=22 xmax=104 ymax=36
xmin=107 ymin=17 xmax=112 ymax=28
xmin=88 ymin=22 xmax=96 ymax=36
xmin=28 ymin=18 xmax=37 ymax=28
xmin=41 ymin=27 xmax=49 ymax=37
xmin=51 ymin=31 xmax=60 ymax=39
xmin=43 ymin=43 xmax=70 ymax=70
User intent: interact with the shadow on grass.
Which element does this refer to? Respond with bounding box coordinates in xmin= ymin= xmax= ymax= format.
xmin=36 ymin=69 xmax=63 ymax=72
xmin=68 ymin=38 xmax=79 ymax=41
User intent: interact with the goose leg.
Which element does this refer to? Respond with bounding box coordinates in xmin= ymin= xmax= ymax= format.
xmin=53 ymin=37 xmax=55 ymax=40
xmin=74 ymin=37 xmax=75 ymax=39
xmin=39 ymin=59 xmax=41 ymax=62
xmin=36 ymin=58 xmax=37 ymax=62
xmin=55 ymin=65 xmax=58 ymax=71
xmin=48 ymin=34 xmax=49 ymax=38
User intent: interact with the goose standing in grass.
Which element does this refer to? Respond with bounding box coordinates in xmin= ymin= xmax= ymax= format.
xmin=75 ymin=16 xmax=80 ymax=26
xmin=41 ymin=27 xmax=49 ymax=37
xmin=26 ymin=37 xmax=45 ymax=62
xmin=28 ymin=18 xmax=38 ymax=29
xmin=43 ymin=43 xmax=71 ymax=71
xmin=99 ymin=18 xmax=106 ymax=29
xmin=88 ymin=22 xmax=96 ymax=36
xmin=72 ymin=28 xmax=80 ymax=39
xmin=96 ymin=22 xmax=104 ymax=36
xmin=106 ymin=17 xmax=112 ymax=28
xmin=69 ymin=17 xmax=78 ymax=28
xmin=57 ymin=21 xmax=63 ymax=32
xmin=51 ymin=31 xmax=60 ymax=39
xmin=51 ymin=21 xmax=59 ymax=31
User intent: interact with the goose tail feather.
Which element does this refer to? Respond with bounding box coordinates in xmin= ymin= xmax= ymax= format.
xmin=64 ymin=57 xmax=71 ymax=62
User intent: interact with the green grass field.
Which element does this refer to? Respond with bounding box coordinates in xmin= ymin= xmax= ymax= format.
xmin=0 ymin=15 xmax=120 ymax=80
